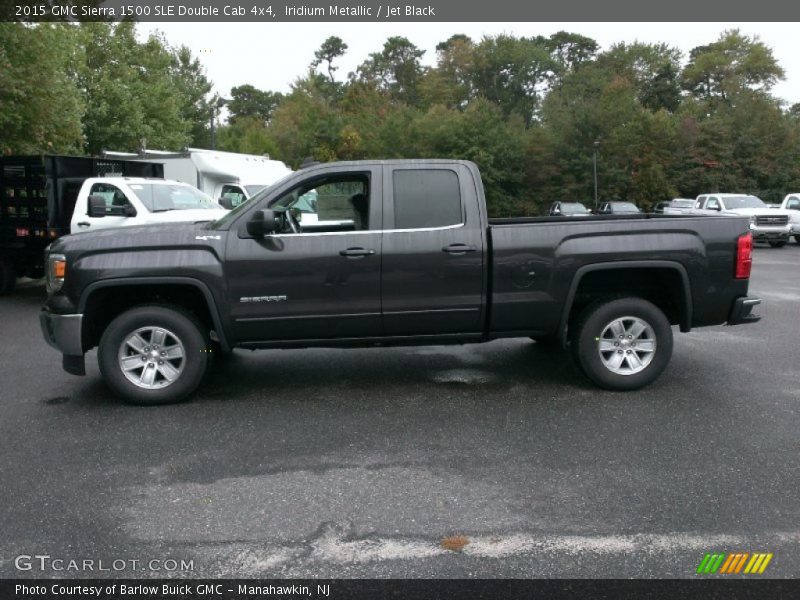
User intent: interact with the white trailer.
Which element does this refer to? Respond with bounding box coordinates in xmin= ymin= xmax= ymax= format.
xmin=101 ymin=148 xmax=292 ymax=208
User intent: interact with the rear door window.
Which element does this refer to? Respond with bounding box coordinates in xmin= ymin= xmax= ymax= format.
xmin=392 ymin=169 xmax=462 ymax=229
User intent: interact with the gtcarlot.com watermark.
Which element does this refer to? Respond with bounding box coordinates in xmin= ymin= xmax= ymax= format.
xmin=14 ymin=554 xmax=195 ymax=573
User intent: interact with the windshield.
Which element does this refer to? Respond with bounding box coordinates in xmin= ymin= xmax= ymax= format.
xmin=561 ymin=202 xmax=590 ymax=214
xmin=721 ymin=195 xmax=766 ymax=209
xmin=612 ymin=202 xmax=639 ymax=212
xmin=129 ymin=183 xmax=217 ymax=212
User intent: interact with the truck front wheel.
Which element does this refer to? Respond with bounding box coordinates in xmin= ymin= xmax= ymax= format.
xmin=570 ymin=298 xmax=673 ymax=391
xmin=98 ymin=305 xmax=210 ymax=405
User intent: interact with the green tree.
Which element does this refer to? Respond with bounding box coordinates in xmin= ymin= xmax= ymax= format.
xmin=217 ymin=116 xmax=279 ymax=156
xmin=0 ymin=23 xmax=84 ymax=154
xmin=683 ymin=30 xmax=784 ymax=104
xmin=356 ymin=36 xmax=426 ymax=105
xmin=545 ymin=31 xmax=599 ymax=90
xmin=227 ymin=84 xmax=283 ymax=124
xmin=599 ymin=42 xmax=683 ymax=112
xmin=419 ymin=34 xmax=474 ymax=109
xmin=77 ymin=23 xmax=205 ymax=153
xmin=169 ymin=45 xmax=213 ymax=147
xmin=312 ymin=36 xmax=348 ymax=85
xmin=467 ymin=35 xmax=556 ymax=125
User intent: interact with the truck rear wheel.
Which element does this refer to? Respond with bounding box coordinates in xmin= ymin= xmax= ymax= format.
xmin=98 ymin=305 xmax=210 ymax=405
xmin=570 ymin=298 xmax=673 ymax=391
xmin=0 ymin=257 xmax=16 ymax=295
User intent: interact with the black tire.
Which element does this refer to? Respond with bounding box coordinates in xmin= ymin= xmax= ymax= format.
xmin=0 ymin=257 xmax=17 ymax=295
xmin=768 ymin=241 xmax=786 ymax=248
xmin=570 ymin=297 xmax=673 ymax=391
xmin=794 ymin=235 xmax=800 ymax=244
xmin=98 ymin=305 xmax=210 ymax=405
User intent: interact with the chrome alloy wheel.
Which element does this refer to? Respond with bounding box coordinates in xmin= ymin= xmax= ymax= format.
xmin=597 ymin=316 xmax=656 ymax=376
xmin=118 ymin=326 xmax=186 ymax=389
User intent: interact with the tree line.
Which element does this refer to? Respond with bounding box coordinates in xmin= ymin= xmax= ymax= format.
xmin=3 ymin=23 xmax=800 ymax=215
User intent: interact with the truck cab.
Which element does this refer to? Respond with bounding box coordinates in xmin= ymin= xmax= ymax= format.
xmin=70 ymin=178 xmax=228 ymax=234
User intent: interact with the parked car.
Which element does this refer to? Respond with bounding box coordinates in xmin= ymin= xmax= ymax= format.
xmin=597 ymin=201 xmax=641 ymax=214
xmin=775 ymin=194 xmax=800 ymax=243
xmin=70 ymin=177 xmax=228 ymax=234
xmin=40 ymin=159 xmax=760 ymax=405
xmin=549 ymin=201 xmax=592 ymax=217
xmin=693 ymin=194 xmax=792 ymax=247
xmin=654 ymin=199 xmax=694 ymax=214
xmin=0 ymin=155 xmax=163 ymax=295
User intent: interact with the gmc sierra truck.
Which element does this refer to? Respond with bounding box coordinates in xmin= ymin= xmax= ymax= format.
xmin=40 ymin=160 xmax=761 ymax=405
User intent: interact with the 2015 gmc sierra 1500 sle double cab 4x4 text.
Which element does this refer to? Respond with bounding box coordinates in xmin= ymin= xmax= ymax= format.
xmin=40 ymin=160 xmax=762 ymax=405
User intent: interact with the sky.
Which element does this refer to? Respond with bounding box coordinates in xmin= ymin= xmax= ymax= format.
xmin=138 ymin=22 xmax=800 ymax=107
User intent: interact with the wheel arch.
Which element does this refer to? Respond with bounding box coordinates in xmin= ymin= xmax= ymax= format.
xmin=79 ymin=277 xmax=230 ymax=352
xmin=558 ymin=261 xmax=692 ymax=346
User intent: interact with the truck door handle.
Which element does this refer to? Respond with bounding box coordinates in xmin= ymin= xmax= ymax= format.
xmin=339 ymin=247 xmax=375 ymax=258
xmin=442 ymin=243 xmax=477 ymax=254
xmin=76 ymin=222 xmax=91 ymax=228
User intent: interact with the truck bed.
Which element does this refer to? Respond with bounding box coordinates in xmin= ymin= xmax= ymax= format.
xmin=487 ymin=213 xmax=751 ymax=336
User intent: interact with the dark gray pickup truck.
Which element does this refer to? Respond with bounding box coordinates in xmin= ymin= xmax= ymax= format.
xmin=40 ymin=159 xmax=761 ymax=405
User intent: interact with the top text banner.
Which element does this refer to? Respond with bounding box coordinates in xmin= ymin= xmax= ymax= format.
xmin=5 ymin=0 xmax=800 ymax=22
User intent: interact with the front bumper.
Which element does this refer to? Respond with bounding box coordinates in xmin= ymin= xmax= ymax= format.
xmin=40 ymin=311 xmax=83 ymax=355
xmin=40 ymin=311 xmax=86 ymax=375
xmin=750 ymin=225 xmax=790 ymax=241
xmin=727 ymin=296 xmax=762 ymax=325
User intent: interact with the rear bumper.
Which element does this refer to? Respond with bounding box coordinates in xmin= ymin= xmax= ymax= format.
xmin=727 ymin=296 xmax=762 ymax=325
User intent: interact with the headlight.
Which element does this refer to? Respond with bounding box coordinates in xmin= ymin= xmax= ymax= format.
xmin=750 ymin=216 xmax=758 ymax=224
xmin=46 ymin=253 xmax=66 ymax=294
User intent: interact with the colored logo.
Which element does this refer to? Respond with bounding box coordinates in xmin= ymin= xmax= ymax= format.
xmin=696 ymin=552 xmax=773 ymax=574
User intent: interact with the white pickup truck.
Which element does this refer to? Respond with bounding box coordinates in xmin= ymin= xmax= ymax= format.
xmin=774 ymin=194 xmax=800 ymax=243
xmin=693 ymin=193 xmax=792 ymax=247
xmin=70 ymin=178 xmax=228 ymax=234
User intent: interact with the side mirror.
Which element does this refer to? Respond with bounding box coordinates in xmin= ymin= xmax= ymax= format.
xmin=87 ymin=195 xmax=106 ymax=218
xmin=218 ymin=196 xmax=233 ymax=210
xmin=246 ymin=209 xmax=278 ymax=237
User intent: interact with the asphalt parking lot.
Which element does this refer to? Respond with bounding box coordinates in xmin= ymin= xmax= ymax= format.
xmin=1 ymin=243 xmax=798 ymax=579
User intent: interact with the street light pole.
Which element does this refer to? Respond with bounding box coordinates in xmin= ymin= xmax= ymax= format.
xmin=592 ymin=139 xmax=600 ymax=209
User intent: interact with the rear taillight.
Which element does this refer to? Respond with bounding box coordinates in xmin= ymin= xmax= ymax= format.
xmin=735 ymin=233 xmax=753 ymax=279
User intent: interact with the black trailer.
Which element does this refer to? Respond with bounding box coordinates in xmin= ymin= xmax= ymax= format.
xmin=0 ymin=155 xmax=163 ymax=294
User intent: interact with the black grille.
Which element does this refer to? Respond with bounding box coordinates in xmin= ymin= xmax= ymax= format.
xmin=755 ymin=215 xmax=788 ymax=226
